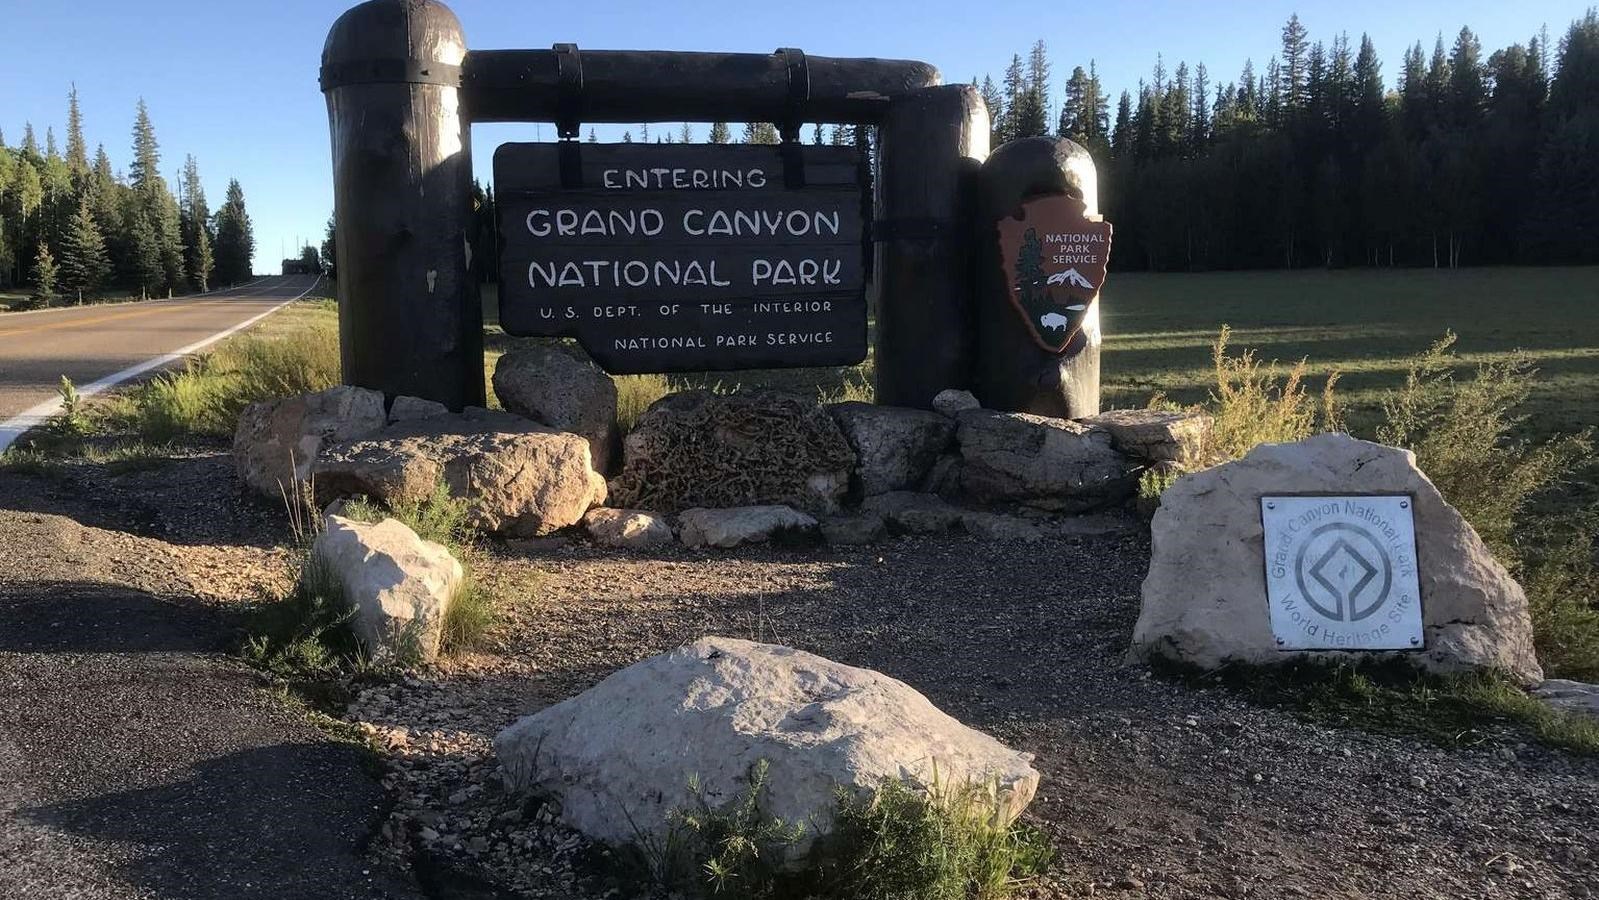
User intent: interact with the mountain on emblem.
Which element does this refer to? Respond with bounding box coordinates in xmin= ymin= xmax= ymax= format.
xmin=1046 ymin=268 xmax=1096 ymax=289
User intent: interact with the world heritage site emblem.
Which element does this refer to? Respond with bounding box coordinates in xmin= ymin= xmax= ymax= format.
xmin=1260 ymin=495 xmax=1425 ymax=651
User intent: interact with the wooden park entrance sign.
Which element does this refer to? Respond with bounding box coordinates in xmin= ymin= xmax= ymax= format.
xmin=495 ymin=143 xmax=868 ymax=373
xmin=321 ymin=0 xmax=987 ymax=409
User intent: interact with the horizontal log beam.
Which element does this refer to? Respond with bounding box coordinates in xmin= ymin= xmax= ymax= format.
xmin=462 ymin=49 xmax=941 ymax=125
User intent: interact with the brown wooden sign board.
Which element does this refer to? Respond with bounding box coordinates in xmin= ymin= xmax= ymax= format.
xmin=997 ymin=194 xmax=1113 ymax=354
xmin=495 ymin=143 xmax=868 ymax=374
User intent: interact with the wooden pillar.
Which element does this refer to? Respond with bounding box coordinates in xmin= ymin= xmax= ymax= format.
xmin=871 ymin=84 xmax=989 ymax=409
xmin=973 ymin=137 xmax=1102 ymax=418
xmin=321 ymin=0 xmax=483 ymax=409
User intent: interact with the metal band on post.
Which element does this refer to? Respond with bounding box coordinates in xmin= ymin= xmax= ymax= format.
xmin=776 ymin=47 xmax=809 ymax=189
xmin=554 ymin=43 xmax=585 ymax=188
xmin=319 ymin=58 xmax=462 ymax=90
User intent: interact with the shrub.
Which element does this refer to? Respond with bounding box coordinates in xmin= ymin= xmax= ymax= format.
xmin=628 ymin=761 xmax=1051 ymax=900
xmin=1377 ymin=333 xmax=1593 ymax=565
xmin=1194 ymin=325 xmax=1340 ymax=464
xmin=242 ymin=551 xmax=365 ymax=679
xmin=616 ymin=373 xmax=676 ymax=432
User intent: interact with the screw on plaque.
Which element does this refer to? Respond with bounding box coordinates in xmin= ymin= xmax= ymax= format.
xmin=1410 ymin=637 xmax=1420 ymax=645
xmin=1266 ymin=501 xmax=1276 ymax=510
xmin=1400 ymin=499 xmax=1409 ymax=508
xmin=1275 ymin=637 xmax=1285 ymax=645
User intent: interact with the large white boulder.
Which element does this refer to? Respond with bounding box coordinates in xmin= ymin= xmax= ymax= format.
xmin=312 ymin=515 xmax=464 ymax=663
xmin=1133 ymin=433 xmax=1543 ymax=684
xmin=494 ymin=637 xmax=1039 ymax=861
xmin=233 ymin=386 xmax=386 ymax=498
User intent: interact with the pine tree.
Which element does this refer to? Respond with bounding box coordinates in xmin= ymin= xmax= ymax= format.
xmin=639 ymin=123 xmax=649 ymax=142
xmin=742 ymin=122 xmax=779 ymax=144
xmin=621 ymin=131 xmax=633 ymax=143
xmin=587 ymin=128 xmax=597 ymax=143
xmin=212 ymin=179 xmax=255 ymax=285
xmin=127 ymin=210 xmax=162 ymax=298
xmin=812 ymin=122 xmax=823 ymax=145
xmin=1280 ymin=13 xmax=1310 ymax=114
xmin=978 ymin=75 xmax=1006 ymax=147
xmin=31 ymin=242 xmax=58 ymax=306
xmin=21 ymin=124 xmax=39 ymax=159
xmin=708 ymin=122 xmax=731 ymax=144
xmin=179 ymin=155 xmax=212 ymax=290
xmin=681 ymin=122 xmax=695 ymax=144
xmin=1000 ymin=54 xmax=1025 ymax=142
xmin=58 ymin=195 xmax=109 ymax=300
xmin=65 ymin=84 xmax=88 ymax=176
xmin=1449 ymin=27 xmax=1486 ymax=128
xmin=45 ymin=128 xmax=59 ymax=162
xmin=130 ymin=99 xmax=161 ymax=196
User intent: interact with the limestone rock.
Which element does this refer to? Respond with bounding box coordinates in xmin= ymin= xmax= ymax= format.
xmin=828 ymin=402 xmax=955 ymax=496
xmin=932 ymin=389 xmax=981 ymax=417
xmin=388 ymin=395 xmax=450 ymax=423
xmin=312 ymin=515 xmax=463 ymax=662
xmin=233 ymin=385 xmax=386 ymax=498
xmin=1132 ymin=433 xmax=1543 ymax=684
xmin=494 ymin=637 xmax=1039 ymax=862
xmin=1079 ymin=408 xmax=1211 ymax=466
xmin=314 ymin=408 xmax=606 ymax=537
xmin=1532 ymin=680 xmax=1599 ymax=720
xmin=862 ymin=491 xmax=964 ymax=534
xmin=820 ymin=512 xmax=887 ymax=545
xmin=492 ymin=346 xmax=620 ymax=473
xmin=583 ymin=507 xmax=674 ymax=549
xmin=611 ymin=391 xmax=855 ymax=515
xmin=961 ymin=512 xmax=1044 ymax=542
xmin=678 ymin=506 xmax=818 ymax=548
xmin=956 ymin=410 xmax=1135 ymax=511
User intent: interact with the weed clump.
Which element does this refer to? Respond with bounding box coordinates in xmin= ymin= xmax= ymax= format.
xmin=622 ymin=760 xmax=1050 ymax=900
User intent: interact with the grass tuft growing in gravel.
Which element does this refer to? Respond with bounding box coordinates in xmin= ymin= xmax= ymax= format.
xmin=1164 ymin=658 xmax=1599 ymax=754
xmin=343 ymin=481 xmax=497 ymax=657
xmin=620 ymin=759 xmax=1051 ymax=899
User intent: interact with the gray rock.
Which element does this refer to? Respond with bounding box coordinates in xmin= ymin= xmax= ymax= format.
xmin=961 ymin=512 xmax=1044 ymax=542
xmin=862 ymin=491 xmax=964 ymax=534
xmin=820 ymin=512 xmax=888 ymax=545
xmin=313 ymin=515 xmax=464 ymax=662
xmin=932 ymin=389 xmax=981 ymax=417
xmin=1079 ymin=408 xmax=1211 ymax=466
xmin=919 ymin=453 xmax=964 ymax=497
xmin=233 ymin=386 xmax=386 ymax=498
xmin=582 ymin=507 xmax=674 ymax=549
xmin=387 ymin=395 xmax=450 ymax=423
xmin=678 ymin=506 xmax=819 ymax=548
xmin=492 ymin=346 xmax=620 ymax=473
xmin=828 ymin=402 xmax=955 ymax=496
xmin=956 ymin=410 xmax=1135 ymax=511
xmin=1132 ymin=433 xmax=1544 ymax=685
xmin=314 ymin=409 xmax=607 ymax=537
xmin=493 ymin=637 xmax=1039 ymax=863
xmin=1532 ymin=680 xmax=1599 ymax=719
xmin=611 ymin=391 xmax=855 ymax=515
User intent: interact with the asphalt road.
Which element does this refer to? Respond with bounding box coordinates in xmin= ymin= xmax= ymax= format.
xmin=0 ymin=276 xmax=322 ymax=451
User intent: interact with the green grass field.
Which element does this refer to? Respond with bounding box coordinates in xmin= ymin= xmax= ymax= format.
xmin=1100 ymin=267 xmax=1599 ymax=443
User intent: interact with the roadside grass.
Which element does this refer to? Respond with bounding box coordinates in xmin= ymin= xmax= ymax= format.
xmin=5 ymin=297 xmax=339 ymax=462
xmin=1162 ymin=658 xmax=1599 ymax=755
xmin=618 ymin=759 xmax=1051 ymax=900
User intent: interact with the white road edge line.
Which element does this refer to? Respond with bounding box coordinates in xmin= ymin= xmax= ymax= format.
xmin=0 ymin=276 xmax=325 ymax=454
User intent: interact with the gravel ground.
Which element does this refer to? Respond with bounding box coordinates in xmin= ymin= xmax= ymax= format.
xmin=4 ymin=451 xmax=1598 ymax=899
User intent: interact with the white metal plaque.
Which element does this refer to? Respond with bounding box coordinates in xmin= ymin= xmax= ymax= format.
xmin=1261 ymin=495 xmax=1424 ymax=651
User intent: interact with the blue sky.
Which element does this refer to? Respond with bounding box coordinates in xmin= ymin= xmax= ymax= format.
xmin=3 ymin=0 xmax=1590 ymax=274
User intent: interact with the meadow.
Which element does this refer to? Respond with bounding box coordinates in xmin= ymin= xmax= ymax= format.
xmin=1100 ymin=267 xmax=1599 ymax=444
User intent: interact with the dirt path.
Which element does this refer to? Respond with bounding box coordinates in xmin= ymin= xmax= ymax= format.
xmin=0 ymin=469 xmax=424 ymax=900
xmin=3 ymin=452 xmax=1597 ymax=899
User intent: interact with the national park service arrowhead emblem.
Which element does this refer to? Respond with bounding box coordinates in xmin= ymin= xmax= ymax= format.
xmin=998 ymin=195 xmax=1113 ymax=354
